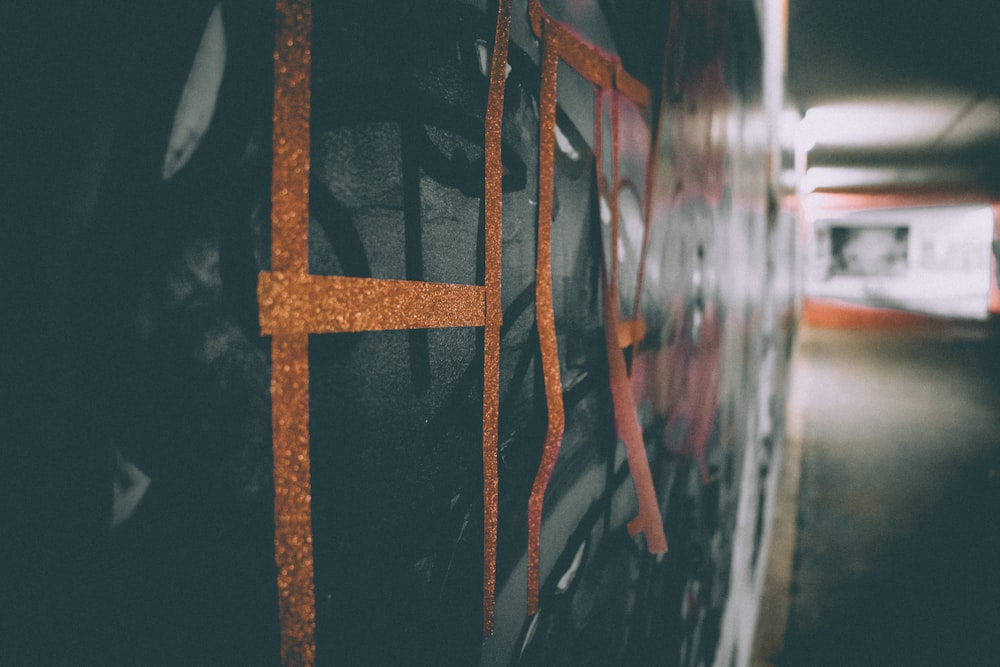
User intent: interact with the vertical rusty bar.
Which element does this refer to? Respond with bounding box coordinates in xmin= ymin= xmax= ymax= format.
xmin=595 ymin=89 xmax=668 ymax=558
xmin=272 ymin=0 xmax=311 ymax=275
xmin=594 ymin=54 xmax=667 ymax=560
xmin=270 ymin=1 xmax=315 ymax=664
xmin=482 ymin=0 xmax=513 ymax=636
xmin=270 ymin=335 xmax=316 ymax=666
xmin=527 ymin=23 xmax=566 ymax=617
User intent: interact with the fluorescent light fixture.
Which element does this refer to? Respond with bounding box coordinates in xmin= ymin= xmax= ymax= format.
xmin=800 ymin=94 xmax=1000 ymax=151
xmin=800 ymin=165 xmax=981 ymax=192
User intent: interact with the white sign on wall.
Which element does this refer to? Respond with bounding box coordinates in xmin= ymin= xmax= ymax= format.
xmin=806 ymin=205 xmax=995 ymax=320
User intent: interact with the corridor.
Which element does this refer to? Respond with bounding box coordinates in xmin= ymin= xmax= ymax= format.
xmin=759 ymin=319 xmax=1000 ymax=666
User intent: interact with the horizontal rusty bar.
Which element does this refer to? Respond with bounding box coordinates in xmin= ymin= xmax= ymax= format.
xmin=258 ymin=272 xmax=487 ymax=334
xmin=528 ymin=0 xmax=651 ymax=107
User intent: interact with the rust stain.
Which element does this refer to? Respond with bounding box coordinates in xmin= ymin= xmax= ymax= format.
xmin=258 ymin=273 xmax=486 ymax=334
xmin=272 ymin=0 xmax=311 ymax=275
xmin=616 ymin=316 xmax=647 ymax=349
xmin=481 ymin=0 xmax=513 ymax=636
xmin=528 ymin=0 xmax=649 ymax=107
xmin=269 ymin=1 xmax=316 ymax=664
xmin=596 ymin=90 xmax=668 ymax=554
xmin=271 ymin=334 xmax=316 ymax=666
xmin=526 ymin=0 xmax=667 ymax=587
xmin=602 ymin=274 xmax=669 ymax=554
xmin=263 ymin=0 xmax=516 ymax=645
xmin=264 ymin=0 xmax=663 ymax=647
xmin=527 ymin=22 xmax=566 ymax=617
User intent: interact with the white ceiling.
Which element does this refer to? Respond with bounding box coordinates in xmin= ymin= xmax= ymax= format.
xmin=801 ymin=92 xmax=1000 ymax=153
xmin=787 ymin=0 xmax=1000 ymax=194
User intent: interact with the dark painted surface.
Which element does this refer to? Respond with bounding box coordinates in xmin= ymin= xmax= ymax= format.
xmin=1 ymin=1 xmax=791 ymax=665
xmin=780 ymin=325 xmax=1000 ymax=666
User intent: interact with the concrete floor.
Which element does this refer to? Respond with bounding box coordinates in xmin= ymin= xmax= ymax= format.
xmin=754 ymin=321 xmax=1000 ymax=666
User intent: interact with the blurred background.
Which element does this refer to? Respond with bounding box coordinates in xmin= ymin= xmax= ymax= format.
xmin=756 ymin=1 xmax=1000 ymax=664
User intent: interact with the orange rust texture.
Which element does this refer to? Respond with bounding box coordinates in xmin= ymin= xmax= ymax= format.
xmin=527 ymin=0 xmax=649 ymax=107
xmin=616 ymin=316 xmax=647 ymax=349
xmin=614 ymin=64 xmax=651 ymax=107
xmin=269 ymin=1 xmax=316 ymax=666
xmin=594 ymin=86 xmax=668 ymax=556
xmin=258 ymin=273 xmax=486 ymax=334
xmin=272 ymin=0 xmax=311 ymax=275
xmin=602 ymin=276 xmax=668 ymax=553
xmin=482 ymin=0 xmax=513 ymax=636
xmin=263 ymin=0 xmax=514 ymax=645
xmin=271 ymin=334 xmax=316 ymax=667
xmin=525 ymin=0 xmax=679 ymax=600
xmin=527 ymin=24 xmax=566 ymax=617
xmin=528 ymin=0 xmax=667 ymax=560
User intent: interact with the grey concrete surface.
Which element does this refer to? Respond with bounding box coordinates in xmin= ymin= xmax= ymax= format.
xmin=756 ymin=323 xmax=1000 ymax=666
